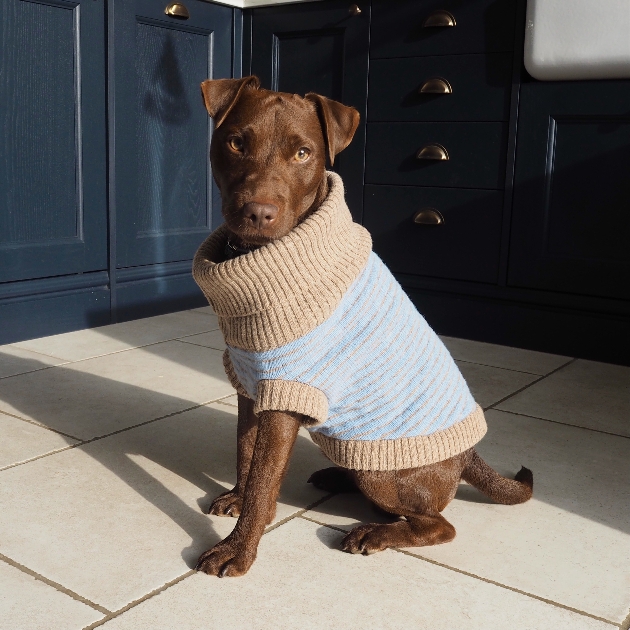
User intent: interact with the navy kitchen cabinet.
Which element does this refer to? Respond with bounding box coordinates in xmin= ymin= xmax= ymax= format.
xmin=0 ymin=0 xmax=234 ymax=343
xmin=0 ymin=0 xmax=110 ymax=342
xmin=2 ymin=0 xmax=629 ymax=365
xmin=110 ymin=0 xmax=232 ymax=320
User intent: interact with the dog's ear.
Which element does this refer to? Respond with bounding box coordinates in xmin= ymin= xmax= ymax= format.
xmin=305 ymin=93 xmax=360 ymax=166
xmin=200 ymin=76 xmax=260 ymax=128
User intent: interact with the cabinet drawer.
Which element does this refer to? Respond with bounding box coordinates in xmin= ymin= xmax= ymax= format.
xmin=368 ymin=53 xmax=512 ymax=122
xmin=365 ymin=122 xmax=507 ymax=189
xmin=371 ymin=0 xmax=516 ymax=59
xmin=364 ymin=185 xmax=502 ymax=283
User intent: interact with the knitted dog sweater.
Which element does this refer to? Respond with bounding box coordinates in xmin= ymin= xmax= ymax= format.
xmin=192 ymin=172 xmax=486 ymax=471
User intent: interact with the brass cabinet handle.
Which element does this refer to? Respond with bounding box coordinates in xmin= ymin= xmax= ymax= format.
xmin=422 ymin=10 xmax=456 ymax=28
xmin=419 ymin=77 xmax=453 ymax=94
xmin=165 ymin=2 xmax=190 ymax=19
xmin=413 ymin=208 xmax=445 ymax=225
xmin=416 ymin=143 xmax=449 ymax=161
xmin=348 ymin=4 xmax=362 ymax=16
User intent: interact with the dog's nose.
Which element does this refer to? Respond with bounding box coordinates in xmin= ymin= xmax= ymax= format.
xmin=242 ymin=202 xmax=279 ymax=229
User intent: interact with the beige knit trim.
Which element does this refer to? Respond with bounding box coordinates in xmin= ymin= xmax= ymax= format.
xmin=254 ymin=379 xmax=328 ymax=426
xmin=192 ymin=172 xmax=372 ymax=352
xmin=222 ymin=349 xmax=250 ymax=397
xmin=310 ymin=405 xmax=487 ymax=471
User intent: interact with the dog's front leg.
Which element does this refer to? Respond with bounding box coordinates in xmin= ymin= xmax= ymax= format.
xmin=208 ymin=394 xmax=257 ymax=517
xmin=196 ymin=410 xmax=300 ymax=577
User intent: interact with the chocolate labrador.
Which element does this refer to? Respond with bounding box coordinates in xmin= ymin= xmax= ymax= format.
xmin=192 ymin=76 xmax=533 ymax=578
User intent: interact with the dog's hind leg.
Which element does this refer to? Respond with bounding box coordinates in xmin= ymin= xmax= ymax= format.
xmin=340 ymin=455 xmax=466 ymax=555
xmin=208 ymin=394 xmax=258 ymax=518
xmin=307 ymin=467 xmax=360 ymax=493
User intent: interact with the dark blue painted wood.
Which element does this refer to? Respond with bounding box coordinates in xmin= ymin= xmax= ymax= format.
xmin=368 ymin=53 xmax=513 ymax=122
xmin=365 ymin=122 xmax=508 ymax=189
xmin=370 ymin=0 xmax=517 ymax=58
xmin=0 ymin=0 xmax=107 ymax=283
xmin=364 ymin=185 xmax=503 ymax=283
xmin=247 ymin=0 xmax=370 ymax=223
xmin=509 ymin=80 xmax=630 ymax=301
xmin=112 ymin=0 xmax=232 ymax=270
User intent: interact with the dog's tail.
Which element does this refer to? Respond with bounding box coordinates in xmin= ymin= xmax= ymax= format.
xmin=462 ymin=449 xmax=533 ymax=505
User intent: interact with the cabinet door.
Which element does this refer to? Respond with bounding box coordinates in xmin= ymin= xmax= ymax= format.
xmin=112 ymin=0 xmax=232 ymax=269
xmin=248 ymin=0 xmax=370 ymax=222
xmin=0 ymin=0 xmax=107 ymax=283
xmin=509 ymin=81 xmax=630 ymax=300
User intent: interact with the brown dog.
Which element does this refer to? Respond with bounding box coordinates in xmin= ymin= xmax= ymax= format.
xmin=193 ymin=76 xmax=533 ymax=578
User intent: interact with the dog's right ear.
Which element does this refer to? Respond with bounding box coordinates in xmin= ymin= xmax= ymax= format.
xmin=200 ymin=76 xmax=260 ymax=128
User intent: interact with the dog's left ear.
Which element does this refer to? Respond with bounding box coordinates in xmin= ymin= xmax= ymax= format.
xmin=200 ymin=75 xmax=260 ymax=128
xmin=305 ymin=93 xmax=360 ymax=166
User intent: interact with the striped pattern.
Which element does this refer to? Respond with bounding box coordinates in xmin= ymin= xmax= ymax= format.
xmin=228 ymin=253 xmax=477 ymax=442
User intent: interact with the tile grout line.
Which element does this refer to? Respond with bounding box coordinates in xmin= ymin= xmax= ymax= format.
xmin=489 ymin=408 xmax=630 ymax=440
xmin=620 ymin=609 xmax=630 ymax=630
xmin=0 ymin=552 xmax=111 ymax=616
xmin=176 ymin=339 xmax=224 ymax=351
xmin=81 ymin=570 xmax=196 ymax=629
xmin=483 ymin=358 xmax=578 ymax=412
xmin=0 ymin=392 xmax=237 ymax=473
xmin=80 ymin=494 xmax=336 ymax=629
xmin=0 ymin=408 xmax=82 ymax=441
xmin=454 ymin=357 xmax=550 ymax=376
xmin=0 ymin=326 xmax=222 ymax=380
xmin=298 ymin=515 xmax=618 ymax=627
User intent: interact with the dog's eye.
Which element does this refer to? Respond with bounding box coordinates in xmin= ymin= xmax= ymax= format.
xmin=228 ymin=136 xmax=244 ymax=153
xmin=294 ymin=147 xmax=311 ymax=162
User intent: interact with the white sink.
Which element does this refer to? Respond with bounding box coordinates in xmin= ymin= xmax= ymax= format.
xmin=524 ymin=0 xmax=630 ymax=80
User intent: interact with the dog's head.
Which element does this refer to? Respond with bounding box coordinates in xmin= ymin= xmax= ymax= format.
xmin=201 ymin=76 xmax=359 ymax=246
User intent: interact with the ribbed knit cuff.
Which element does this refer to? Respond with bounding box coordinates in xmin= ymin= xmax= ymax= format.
xmin=254 ymin=380 xmax=328 ymax=425
xmin=310 ymin=405 xmax=487 ymax=471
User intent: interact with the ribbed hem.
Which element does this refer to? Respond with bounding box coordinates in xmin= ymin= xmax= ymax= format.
xmin=254 ymin=380 xmax=328 ymax=426
xmin=192 ymin=172 xmax=372 ymax=351
xmin=309 ymin=405 xmax=487 ymax=471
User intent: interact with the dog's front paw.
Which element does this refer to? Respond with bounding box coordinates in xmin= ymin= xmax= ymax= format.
xmin=341 ymin=524 xmax=390 ymax=555
xmin=195 ymin=537 xmax=255 ymax=577
xmin=207 ymin=490 xmax=243 ymax=517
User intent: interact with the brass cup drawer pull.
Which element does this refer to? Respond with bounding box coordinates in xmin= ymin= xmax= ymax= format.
xmin=422 ymin=10 xmax=456 ymax=28
xmin=416 ymin=143 xmax=449 ymax=161
xmin=419 ymin=77 xmax=453 ymax=94
xmin=165 ymin=2 xmax=190 ymax=19
xmin=348 ymin=4 xmax=362 ymax=16
xmin=413 ymin=208 xmax=445 ymax=225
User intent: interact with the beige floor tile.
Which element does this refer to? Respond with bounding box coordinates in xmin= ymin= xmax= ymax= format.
xmin=178 ymin=329 xmax=225 ymax=351
xmin=0 ymin=403 xmax=328 ymax=611
xmin=99 ymin=518 xmax=609 ymax=630
xmin=0 ymin=560 xmax=102 ymax=629
xmin=497 ymin=359 xmax=630 ymax=436
xmin=11 ymin=311 xmax=218 ymax=362
xmin=441 ymin=336 xmax=571 ymax=375
xmin=306 ymin=410 xmax=630 ymax=622
xmin=0 ymin=412 xmax=76 ymax=469
xmin=0 ymin=341 xmax=234 ymax=440
xmin=188 ymin=307 xmax=218 ymax=320
xmin=0 ymin=345 xmax=68 ymax=379
xmin=456 ymin=361 xmax=539 ymax=408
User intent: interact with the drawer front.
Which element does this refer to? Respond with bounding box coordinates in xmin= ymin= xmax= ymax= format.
xmin=368 ymin=53 xmax=512 ymax=122
xmin=364 ymin=185 xmax=503 ymax=283
xmin=365 ymin=122 xmax=507 ymax=189
xmin=371 ymin=0 xmax=516 ymax=59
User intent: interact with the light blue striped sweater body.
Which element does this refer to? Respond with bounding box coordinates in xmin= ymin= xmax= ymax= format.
xmin=228 ymin=252 xmax=477 ymax=442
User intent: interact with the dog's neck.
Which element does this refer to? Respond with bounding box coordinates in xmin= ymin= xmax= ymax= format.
xmin=224 ymin=176 xmax=330 ymax=260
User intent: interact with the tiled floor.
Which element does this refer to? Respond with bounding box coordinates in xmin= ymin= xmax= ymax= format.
xmin=0 ymin=309 xmax=628 ymax=629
